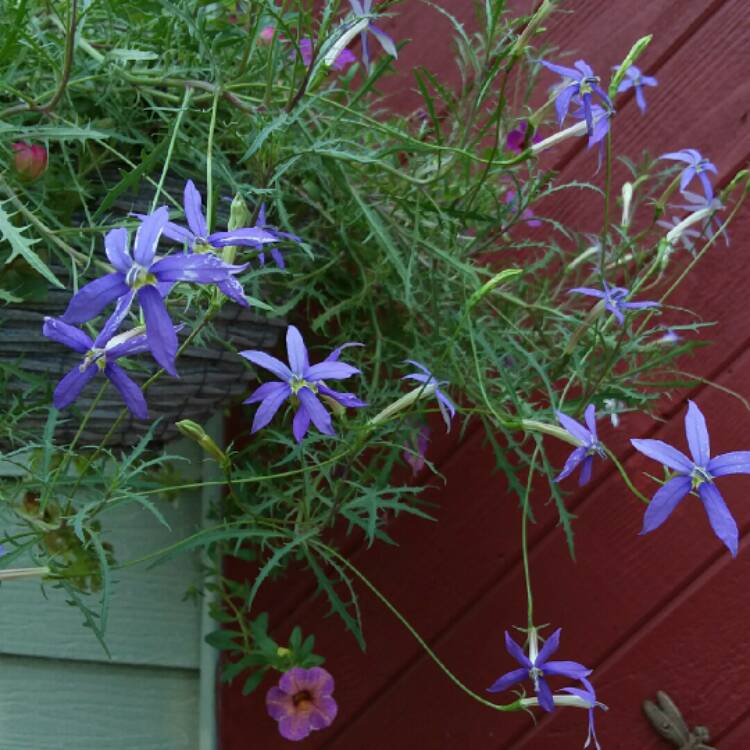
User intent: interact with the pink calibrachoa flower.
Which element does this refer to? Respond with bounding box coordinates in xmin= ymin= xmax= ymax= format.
xmin=266 ymin=667 xmax=338 ymax=741
xmin=12 ymin=142 xmax=48 ymax=181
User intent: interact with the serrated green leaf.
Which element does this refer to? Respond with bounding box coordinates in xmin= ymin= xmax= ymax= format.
xmin=0 ymin=201 xmax=63 ymax=288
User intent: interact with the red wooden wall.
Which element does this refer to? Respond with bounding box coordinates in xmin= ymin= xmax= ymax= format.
xmin=220 ymin=1 xmax=750 ymax=747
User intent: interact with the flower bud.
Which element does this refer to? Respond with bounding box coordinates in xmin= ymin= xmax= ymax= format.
xmin=222 ymin=193 xmax=252 ymax=265
xmin=12 ymin=142 xmax=48 ymax=181
xmin=175 ymin=419 xmax=229 ymax=466
xmin=259 ymin=25 xmax=276 ymax=44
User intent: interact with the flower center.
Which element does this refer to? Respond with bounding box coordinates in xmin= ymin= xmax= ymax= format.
xmin=290 ymin=376 xmax=317 ymax=395
xmin=193 ymin=238 xmax=212 ymax=253
xmin=529 ymin=666 xmax=544 ymax=690
xmin=691 ymin=465 xmax=712 ymax=490
xmin=292 ymin=690 xmax=313 ymax=708
xmin=81 ymin=348 xmax=106 ymax=371
xmin=579 ymin=75 xmax=599 ymax=95
xmin=125 ymin=264 xmax=156 ymax=290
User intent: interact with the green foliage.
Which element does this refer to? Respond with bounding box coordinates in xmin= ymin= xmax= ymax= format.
xmin=0 ymin=0 xmax=744 ymax=704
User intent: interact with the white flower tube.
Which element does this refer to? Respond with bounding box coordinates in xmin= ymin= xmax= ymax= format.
xmin=323 ymin=19 xmax=369 ymax=68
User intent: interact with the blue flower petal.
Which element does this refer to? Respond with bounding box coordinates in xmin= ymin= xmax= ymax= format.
xmin=105 ymin=362 xmax=148 ymax=419
xmin=685 ymin=400 xmax=711 ymax=466
xmin=640 ymin=475 xmax=691 ymax=534
xmin=138 ymin=285 xmax=178 ymax=376
xmin=699 ymin=482 xmax=738 ymax=557
xmin=486 ymin=667 xmax=528 ymax=694
xmin=630 ymin=438 xmax=693 ymax=473
xmin=61 ymin=273 xmax=129 ymax=324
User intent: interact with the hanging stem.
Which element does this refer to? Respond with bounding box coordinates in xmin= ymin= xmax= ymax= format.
xmin=312 ymin=541 xmax=522 ymax=713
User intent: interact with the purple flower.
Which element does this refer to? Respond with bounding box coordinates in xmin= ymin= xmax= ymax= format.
xmin=402 ymin=360 xmax=456 ymax=431
xmin=539 ymin=58 xmax=611 ymax=136
xmin=568 ymin=281 xmax=659 ymax=325
xmin=293 ymin=38 xmax=356 ymax=71
xmin=61 ymin=208 xmax=249 ymax=376
xmin=163 ymin=181 xmax=278 ymax=253
xmin=676 ymin=190 xmax=730 ymax=247
xmin=266 ymin=667 xmax=338 ymax=742
xmin=348 ymin=0 xmax=397 ymax=72
xmin=657 ymin=216 xmax=701 ymax=253
xmin=659 ymin=148 xmax=717 ymax=200
xmin=505 ymin=191 xmax=541 ymax=228
xmin=656 ymin=327 xmax=683 ymax=345
xmin=631 ymin=400 xmax=750 ymax=557
xmin=506 ymin=121 xmax=541 ymax=154
xmin=487 ymin=628 xmax=592 ymax=712
xmin=613 ymin=64 xmax=657 ymax=113
xmin=240 ymin=326 xmax=366 ymax=442
xmin=572 ymin=103 xmax=613 ymax=150
xmin=555 ymin=404 xmax=605 ymax=486
xmin=560 ymin=677 xmax=606 ymax=750
xmin=253 ymin=204 xmax=302 ymax=269
xmin=162 ymin=180 xmax=281 ymax=302
xmin=403 ymin=425 xmax=430 ymax=475
xmin=42 ymin=315 xmax=156 ymax=419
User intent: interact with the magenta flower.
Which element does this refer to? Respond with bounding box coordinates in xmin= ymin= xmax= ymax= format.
xmin=266 ymin=667 xmax=338 ymax=741
xmin=568 ymin=280 xmax=659 ymax=325
xmin=538 ymin=58 xmax=611 ymax=135
xmin=555 ymin=404 xmax=605 ymax=486
xmin=403 ymin=425 xmax=430 ymax=475
xmin=631 ymin=400 xmax=750 ymax=557
xmin=659 ymin=148 xmax=717 ymax=200
xmin=505 ymin=121 xmax=541 ymax=154
xmin=613 ymin=64 xmax=657 ymax=114
xmin=487 ymin=628 xmax=592 ymax=712
xmin=42 ymin=315 xmax=157 ymax=419
xmin=240 ymin=326 xmax=366 ymax=442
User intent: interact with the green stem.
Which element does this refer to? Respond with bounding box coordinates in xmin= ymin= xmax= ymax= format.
xmin=603 ymin=447 xmax=651 ymax=504
xmin=313 ymin=541 xmax=522 ymax=713
xmin=206 ymin=90 xmax=220 ymax=233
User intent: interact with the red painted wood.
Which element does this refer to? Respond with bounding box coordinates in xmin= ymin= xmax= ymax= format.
xmin=219 ymin=0 xmax=750 ymax=747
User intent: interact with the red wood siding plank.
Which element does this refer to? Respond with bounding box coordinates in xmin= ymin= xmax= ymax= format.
xmin=323 ymin=346 xmax=750 ymax=749
xmin=219 ymin=0 xmax=749 ymax=746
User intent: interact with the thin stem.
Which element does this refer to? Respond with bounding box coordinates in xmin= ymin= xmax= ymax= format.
xmin=206 ymin=90 xmax=220 ymax=233
xmin=522 ymin=445 xmax=541 ymax=630
xmin=1 ymin=0 xmax=78 ymax=117
xmin=150 ymin=88 xmax=193 ymax=212
xmin=603 ymin=447 xmax=651 ymax=504
xmin=313 ymin=541 xmax=522 ymax=713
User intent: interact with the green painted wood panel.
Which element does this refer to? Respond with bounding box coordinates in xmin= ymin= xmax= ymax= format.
xmin=0 ymin=440 xmax=205 ymax=668
xmin=0 ymin=656 xmax=198 ymax=749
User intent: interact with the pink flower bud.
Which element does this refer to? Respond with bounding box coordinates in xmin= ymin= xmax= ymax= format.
xmin=259 ymin=25 xmax=275 ymax=43
xmin=12 ymin=142 xmax=48 ymax=181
